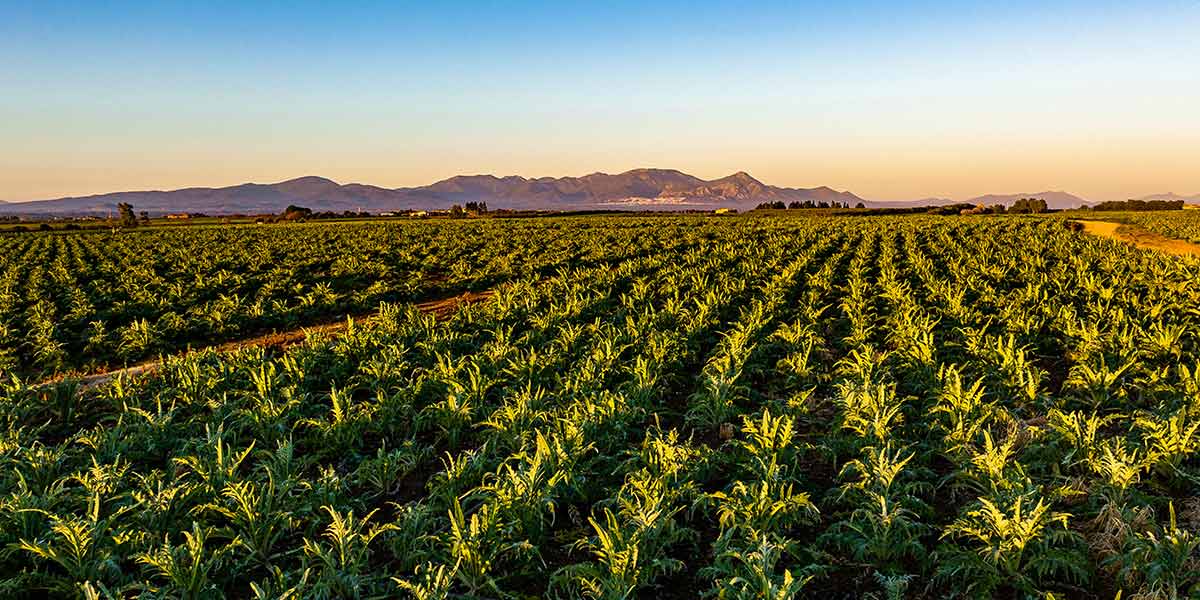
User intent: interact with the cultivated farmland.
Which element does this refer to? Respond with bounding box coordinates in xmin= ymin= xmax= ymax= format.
xmin=1118 ymin=210 xmax=1200 ymax=245
xmin=0 ymin=220 xmax=685 ymax=377
xmin=1 ymin=215 xmax=1198 ymax=598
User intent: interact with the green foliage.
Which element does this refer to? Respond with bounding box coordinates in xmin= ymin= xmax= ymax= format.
xmin=938 ymin=495 xmax=1088 ymax=595
xmin=1 ymin=214 xmax=1198 ymax=597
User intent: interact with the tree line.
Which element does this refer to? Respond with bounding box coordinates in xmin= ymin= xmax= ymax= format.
xmin=755 ymin=200 xmax=864 ymax=210
xmin=1089 ymin=199 xmax=1186 ymax=212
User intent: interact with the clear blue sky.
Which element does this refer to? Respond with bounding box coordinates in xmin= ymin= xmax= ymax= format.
xmin=3 ymin=1 xmax=1198 ymax=201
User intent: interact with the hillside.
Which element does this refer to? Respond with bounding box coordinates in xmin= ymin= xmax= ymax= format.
xmin=0 ymin=170 xmax=865 ymax=216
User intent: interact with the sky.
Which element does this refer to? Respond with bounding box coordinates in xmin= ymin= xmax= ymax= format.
xmin=2 ymin=0 xmax=1199 ymax=202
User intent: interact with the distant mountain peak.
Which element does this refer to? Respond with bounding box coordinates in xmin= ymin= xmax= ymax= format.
xmin=271 ymin=176 xmax=346 ymax=200
xmin=624 ymin=167 xmax=688 ymax=176
xmin=717 ymin=171 xmax=763 ymax=185
xmin=280 ymin=175 xmax=339 ymax=185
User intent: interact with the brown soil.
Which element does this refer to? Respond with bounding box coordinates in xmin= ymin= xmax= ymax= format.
xmin=1071 ymin=219 xmax=1200 ymax=256
xmin=44 ymin=290 xmax=493 ymax=391
xmin=415 ymin=290 xmax=494 ymax=318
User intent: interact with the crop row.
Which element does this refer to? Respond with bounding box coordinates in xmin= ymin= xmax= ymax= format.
xmin=0 ymin=219 xmax=712 ymax=378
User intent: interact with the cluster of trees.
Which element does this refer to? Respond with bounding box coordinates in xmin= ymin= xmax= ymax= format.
xmin=754 ymin=199 xmax=1046 ymax=216
xmin=1090 ymin=199 xmax=1185 ymax=212
xmin=960 ymin=204 xmax=1008 ymax=215
xmin=281 ymin=205 xmax=313 ymax=221
xmin=960 ymin=199 xmax=1047 ymax=215
xmin=1008 ymin=198 xmax=1048 ymax=214
xmin=270 ymin=206 xmax=375 ymax=222
xmin=755 ymin=200 xmax=864 ymax=210
xmin=117 ymin=202 xmax=150 ymax=227
xmin=450 ymin=202 xmax=489 ymax=218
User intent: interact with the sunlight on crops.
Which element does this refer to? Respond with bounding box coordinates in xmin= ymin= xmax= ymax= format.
xmin=1 ymin=214 xmax=1198 ymax=598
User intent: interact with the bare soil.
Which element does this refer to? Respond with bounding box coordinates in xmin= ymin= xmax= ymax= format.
xmin=41 ymin=290 xmax=493 ymax=391
xmin=1070 ymin=219 xmax=1200 ymax=256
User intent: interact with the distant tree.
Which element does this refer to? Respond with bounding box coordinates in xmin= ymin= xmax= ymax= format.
xmin=855 ymin=202 xmax=865 ymax=209
xmin=449 ymin=204 xmax=467 ymax=219
xmin=117 ymin=202 xmax=138 ymax=228
xmin=464 ymin=201 xmax=489 ymax=215
xmin=755 ymin=201 xmax=787 ymax=210
xmin=139 ymin=211 xmax=151 ymax=226
xmin=787 ymin=201 xmax=802 ymax=209
xmin=1009 ymin=198 xmax=1048 ymax=214
xmin=818 ymin=201 xmax=830 ymax=209
xmin=281 ymin=205 xmax=312 ymax=221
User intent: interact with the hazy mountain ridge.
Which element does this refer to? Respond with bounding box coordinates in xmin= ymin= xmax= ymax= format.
xmin=0 ymin=169 xmax=866 ymax=216
xmin=861 ymin=197 xmax=955 ymax=209
xmin=2 ymin=171 xmax=1144 ymax=216
xmin=1133 ymin=192 xmax=1200 ymax=203
xmin=965 ymin=191 xmax=1089 ymax=211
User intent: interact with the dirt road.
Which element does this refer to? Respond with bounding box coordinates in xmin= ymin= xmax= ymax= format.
xmin=1071 ymin=220 xmax=1200 ymax=257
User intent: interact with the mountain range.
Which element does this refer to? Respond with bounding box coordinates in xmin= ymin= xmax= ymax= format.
xmin=1131 ymin=192 xmax=1200 ymax=203
xmin=0 ymin=170 xmax=866 ymax=216
xmin=5 ymin=169 xmax=1187 ymax=217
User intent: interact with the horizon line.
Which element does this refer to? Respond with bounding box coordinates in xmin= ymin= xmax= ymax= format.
xmin=3 ymin=169 xmax=1198 ymax=206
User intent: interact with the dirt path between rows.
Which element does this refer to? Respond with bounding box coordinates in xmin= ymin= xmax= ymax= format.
xmin=40 ymin=290 xmax=493 ymax=392
xmin=1070 ymin=220 xmax=1200 ymax=256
